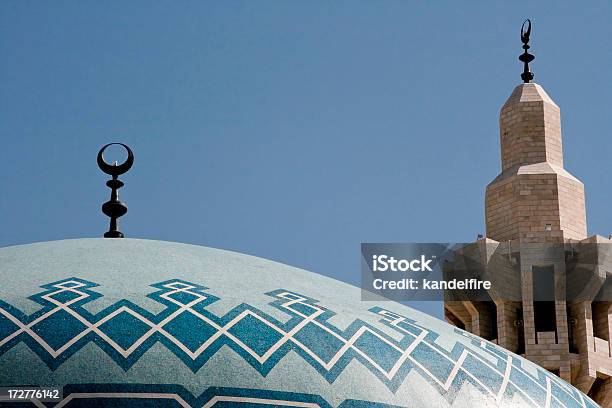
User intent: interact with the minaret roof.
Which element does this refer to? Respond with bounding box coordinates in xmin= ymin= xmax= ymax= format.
xmin=502 ymin=82 xmax=559 ymax=110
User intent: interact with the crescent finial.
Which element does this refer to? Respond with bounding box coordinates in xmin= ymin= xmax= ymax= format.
xmin=518 ymin=19 xmax=535 ymax=83
xmin=521 ymin=19 xmax=531 ymax=44
xmin=97 ymin=143 xmax=134 ymax=177
xmin=97 ymin=143 xmax=134 ymax=238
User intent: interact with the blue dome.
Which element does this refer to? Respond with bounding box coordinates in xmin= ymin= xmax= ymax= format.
xmin=0 ymin=239 xmax=599 ymax=407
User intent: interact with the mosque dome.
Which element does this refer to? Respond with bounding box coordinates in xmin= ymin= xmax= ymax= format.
xmin=0 ymin=238 xmax=599 ymax=407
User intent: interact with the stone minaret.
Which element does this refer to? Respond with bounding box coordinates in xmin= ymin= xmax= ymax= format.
xmin=485 ymin=83 xmax=587 ymax=243
xmin=444 ymin=22 xmax=612 ymax=406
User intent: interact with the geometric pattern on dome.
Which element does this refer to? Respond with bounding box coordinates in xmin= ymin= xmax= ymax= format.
xmin=0 ymin=278 xmax=598 ymax=407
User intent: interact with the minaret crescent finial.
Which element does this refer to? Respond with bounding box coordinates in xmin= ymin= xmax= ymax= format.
xmin=97 ymin=143 xmax=134 ymax=238
xmin=519 ymin=19 xmax=535 ymax=83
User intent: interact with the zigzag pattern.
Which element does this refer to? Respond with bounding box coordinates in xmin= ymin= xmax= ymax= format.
xmin=0 ymin=279 xmax=598 ymax=407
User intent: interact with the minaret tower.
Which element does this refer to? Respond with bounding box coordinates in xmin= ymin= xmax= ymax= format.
xmin=444 ymin=20 xmax=612 ymax=406
xmin=485 ymin=73 xmax=587 ymax=242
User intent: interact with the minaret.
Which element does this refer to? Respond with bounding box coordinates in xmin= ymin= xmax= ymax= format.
xmin=444 ymin=20 xmax=612 ymax=406
xmin=485 ymin=22 xmax=587 ymax=243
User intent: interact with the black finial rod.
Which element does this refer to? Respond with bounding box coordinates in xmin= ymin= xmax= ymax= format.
xmin=97 ymin=143 xmax=134 ymax=238
xmin=519 ymin=19 xmax=535 ymax=83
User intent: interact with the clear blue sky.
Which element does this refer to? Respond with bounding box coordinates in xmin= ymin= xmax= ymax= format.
xmin=1 ymin=2 xmax=610 ymax=317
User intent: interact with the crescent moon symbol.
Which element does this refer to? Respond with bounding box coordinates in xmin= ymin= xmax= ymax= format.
xmin=97 ymin=143 xmax=134 ymax=176
xmin=521 ymin=19 xmax=532 ymax=42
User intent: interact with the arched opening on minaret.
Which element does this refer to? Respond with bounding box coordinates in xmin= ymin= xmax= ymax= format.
xmin=533 ymin=265 xmax=557 ymax=342
xmin=474 ymin=300 xmax=498 ymax=343
xmin=591 ymin=301 xmax=611 ymax=343
xmin=533 ymin=301 xmax=557 ymax=335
